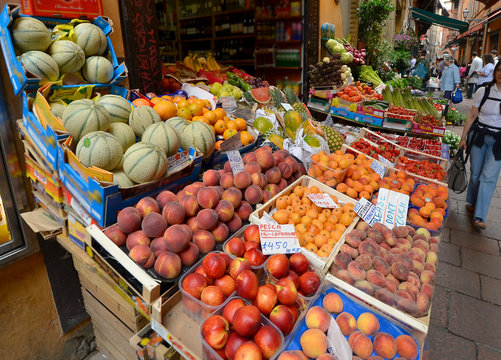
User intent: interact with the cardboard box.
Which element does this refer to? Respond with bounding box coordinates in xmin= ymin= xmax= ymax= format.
xmin=24 ymin=150 xmax=64 ymax=204
xmin=330 ymin=106 xmax=356 ymax=120
xmin=21 ymin=0 xmax=104 ymax=19
xmin=0 ymin=4 xmax=127 ymax=95
xmin=353 ymin=113 xmax=383 ymax=127
xmin=412 ymin=123 xmax=446 ymax=137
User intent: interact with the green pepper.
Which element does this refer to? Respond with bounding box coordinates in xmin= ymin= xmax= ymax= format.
xmin=227 ymin=78 xmax=240 ymax=87
xmin=226 ymin=71 xmax=238 ymax=82
xmin=240 ymin=80 xmax=252 ymax=92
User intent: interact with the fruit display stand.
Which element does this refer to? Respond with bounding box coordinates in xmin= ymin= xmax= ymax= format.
xmin=0 ymin=4 xmax=127 ymax=95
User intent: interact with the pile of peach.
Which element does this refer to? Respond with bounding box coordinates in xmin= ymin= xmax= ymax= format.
xmin=308 ymin=151 xmax=354 ymax=187
xmin=270 ymin=184 xmax=356 ymax=258
xmin=408 ymin=183 xmax=448 ymax=231
xmin=224 ymin=224 xmax=265 ymax=267
xmin=202 ymin=300 xmax=283 ymax=360
xmin=330 ymin=222 xmax=438 ymax=318
xmin=377 ymin=171 xmax=416 ymax=195
xmin=335 ymin=154 xmax=382 ymax=201
xmin=278 ymin=292 xmax=420 ymax=359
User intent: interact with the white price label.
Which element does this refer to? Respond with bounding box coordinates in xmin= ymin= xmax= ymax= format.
xmin=373 ymin=188 xmax=409 ymax=229
xmin=220 ymin=97 xmax=237 ymax=112
xmin=370 ymin=160 xmax=386 ymax=179
xmin=227 ymin=150 xmax=244 ymax=174
xmin=281 ymin=103 xmax=294 ymax=111
xmin=377 ymin=154 xmax=393 ymax=166
xmin=306 ymin=192 xmax=338 ymax=208
xmin=259 ymin=224 xmax=301 ymax=255
xmin=354 ymin=197 xmax=376 ymax=226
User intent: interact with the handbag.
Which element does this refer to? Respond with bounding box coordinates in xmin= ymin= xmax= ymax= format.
xmin=452 ymin=88 xmax=463 ymax=103
xmin=447 ymin=148 xmax=468 ymax=193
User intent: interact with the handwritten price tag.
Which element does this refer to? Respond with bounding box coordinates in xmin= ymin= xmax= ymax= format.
xmin=281 ymin=103 xmax=294 ymax=111
xmin=354 ymin=197 xmax=376 ymax=226
xmin=370 ymin=160 xmax=386 ymax=179
xmin=377 ymin=155 xmax=393 ymax=166
xmin=259 ymin=224 xmax=301 ymax=255
xmin=227 ymin=150 xmax=244 ymax=174
xmin=373 ymin=188 xmax=409 ymax=229
xmin=306 ymin=193 xmax=338 ymax=208
xmin=220 ymin=133 xmax=242 ymax=152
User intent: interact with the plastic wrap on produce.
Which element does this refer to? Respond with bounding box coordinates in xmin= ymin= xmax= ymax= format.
xmin=283 ymin=129 xmax=329 ymax=167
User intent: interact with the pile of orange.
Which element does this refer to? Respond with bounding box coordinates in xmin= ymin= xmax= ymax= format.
xmin=377 ymin=171 xmax=416 ymax=195
xmin=271 ymin=184 xmax=356 ymax=258
xmin=308 ymin=150 xmax=354 ymax=187
xmin=408 ymin=183 xmax=448 ymax=231
xmin=334 ymin=153 xmax=382 ymax=201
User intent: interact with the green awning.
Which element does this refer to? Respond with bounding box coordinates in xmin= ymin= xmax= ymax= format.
xmin=410 ymin=7 xmax=469 ymax=32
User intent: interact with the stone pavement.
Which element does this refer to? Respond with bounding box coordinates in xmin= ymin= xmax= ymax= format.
xmin=428 ymin=97 xmax=501 ymax=360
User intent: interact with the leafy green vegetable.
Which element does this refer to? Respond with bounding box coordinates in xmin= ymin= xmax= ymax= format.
xmin=446 ymin=108 xmax=466 ymax=126
xmin=359 ymin=65 xmax=383 ymax=86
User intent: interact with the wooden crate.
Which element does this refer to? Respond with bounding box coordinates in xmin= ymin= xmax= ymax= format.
xmin=82 ymin=289 xmax=138 ymax=360
xmin=130 ymin=324 xmax=178 ymax=360
xmin=249 ymin=176 xmax=359 ymax=272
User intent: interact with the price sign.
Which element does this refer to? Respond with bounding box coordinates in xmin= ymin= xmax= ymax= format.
xmin=227 ymin=150 xmax=244 ymax=174
xmin=220 ymin=97 xmax=237 ymax=113
xmin=373 ymin=188 xmax=409 ymax=229
xmin=377 ymin=155 xmax=393 ymax=166
xmin=354 ymin=197 xmax=376 ymax=226
xmin=259 ymin=224 xmax=301 ymax=255
xmin=306 ymin=193 xmax=338 ymax=208
xmin=370 ymin=160 xmax=386 ymax=179
xmin=220 ymin=133 xmax=242 ymax=152
xmin=281 ymin=103 xmax=294 ymax=111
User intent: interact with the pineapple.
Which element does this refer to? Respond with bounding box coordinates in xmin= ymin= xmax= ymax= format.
xmin=321 ymin=125 xmax=345 ymax=152
xmin=269 ymin=87 xmax=286 ymax=111
xmin=284 ymin=88 xmax=309 ymax=120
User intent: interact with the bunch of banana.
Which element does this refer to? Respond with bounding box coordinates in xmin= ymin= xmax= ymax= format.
xmin=183 ymin=53 xmax=205 ymax=72
xmin=206 ymin=53 xmax=222 ymax=71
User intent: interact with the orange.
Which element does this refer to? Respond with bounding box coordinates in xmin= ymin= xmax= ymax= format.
xmin=215 ymin=140 xmax=223 ymax=151
xmin=172 ymin=96 xmax=184 ymax=103
xmin=132 ymin=98 xmax=151 ymax=107
xmin=204 ymin=110 xmax=218 ymax=124
xmin=203 ymin=99 xmax=212 ymax=108
xmin=161 ymin=95 xmax=172 ymax=100
xmin=234 ymin=118 xmax=247 ymax=131
xmin=177 ymin=99 xmax=190 ymax=109
xmin=226 ymin=121 xmax=238 ymax=130
xmin=214 ymin=120 xmax=227 ymax=134
xmin=214 ymin=108 xmax=226 ymax=120
xmin=240 ymin=131 xmax=254 ymax=146
xmin=154 ymin=100 xmax=177 ymax=120
xmin=223 ymin=128 xmax=238 ymax=140
xmin=189 ymin=103 xmax=204 ymax=116
xmin=150 ymin=97 xmax=164 ymax=104
xmin=177 ymin=107 xmax=192 ymax=120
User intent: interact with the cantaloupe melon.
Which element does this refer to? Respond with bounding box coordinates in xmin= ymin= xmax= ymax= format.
xmin=166 ymin=116 xmax=189 ymax=131
xmin=179 ymin=121 xmax=216 ymax=158
xmin=49 ymin=101 xmax=66 ymax=118
xmin=48 ymin=40 xmax=85 ymax=74
xmin=19 ymin=51 xmax=60 ymax=82
xmin=108 ymin=122 xmax=136 ymax=152
xmin=76 ymin=131 xmax=122 ymax=171
xmin=62 ymin=99 xmax=110 ymax=141
xmin=97 ymin=94 xmax=132 ymax=124
xmin=129 ymin=106 xmax=161 ymax=137
xmin=11 ymin=17 xmax=52 ymax=52
xmin=82 ymin=56 xmax=114 ymax=83
xmin=113 ymin=171 xmax=135 ymax=188
xmin=73 ymin=23 xmax=107 ymax=56
xmin=141 ymin=122 xmax=181 ymax=156
xmin=123 ymin=142 xmax=167 ymax=183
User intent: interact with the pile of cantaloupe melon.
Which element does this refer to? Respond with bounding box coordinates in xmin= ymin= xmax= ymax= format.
xmin=11 ymin=16 xmax=114 ymax=84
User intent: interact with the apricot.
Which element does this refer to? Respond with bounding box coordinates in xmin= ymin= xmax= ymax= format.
xmin=396 ymin=334 xmax=419 ymax=359
xmin=348 ymin=331 xmax=373 ymax=359
xmin=305 ymin=306 xmax=331 ymax=332
xmin=299 ymin=329 xmax=327 ymax=358
xmin=336 ymin=312 xmax=357 ymax=336
xmin=322 ymin=292 xmax=343 ymax=314
xmin=357 ymin=312 xmax=380 ymax=336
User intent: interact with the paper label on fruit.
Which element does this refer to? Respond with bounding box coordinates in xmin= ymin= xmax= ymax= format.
xmin=373 ymin=188 xmax=409 ymax=229
xmin=220 ymin=96 xmax=237 ymax=113
xmin=306 ymin=192 xmax=338 ymax=208
xmin=354 ymin=197 xmax=376 ymax=226
xmin=227 ymin=150 xmax=245 ymax=174
xmin=167 ymin=150 xmax=190 ymax=175
xmin=324 ymin=112 xmax=334 ymax=127
xmin=259 ymin=224 xmax=301 ymax=255
xmin=281 ymin=103 xmax=294 ymax=111
xmin=370 ymin=160 xmax=386 ymax=178
xmin=220 ymin=133 xmax=242 ymax=152
xmin=377 ymin=155 xmax=393 ymax=166
xmin=327 ymin=317 xmax=352 ymax=360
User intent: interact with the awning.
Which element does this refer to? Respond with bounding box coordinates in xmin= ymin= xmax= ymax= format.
xmin=410 ymin=7 xmax=469 ymax=32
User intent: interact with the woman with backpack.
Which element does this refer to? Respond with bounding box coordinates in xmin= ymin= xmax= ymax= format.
xmin=459 ymin=61 xmax=501 ymax=229
xmin=412 ymin=50 xmax=430 ymax=91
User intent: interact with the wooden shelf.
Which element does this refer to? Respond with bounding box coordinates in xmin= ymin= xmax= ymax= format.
xmin=256 ymin=40 xmax=302 ymax=44
xmin=180 ymin=37 xmax=213 ymax=43
xmin=219 ymin=59 xmax=254 ymax=65
xmin=214 ymin=34 xmax=255 ymax=41
xmin=180 ymin=8 xmax=253 ymax=21
xmin=274 ymin=66 xmax=302 ymax=70
xmin=255 ymin=15 xmax=303 ymax=21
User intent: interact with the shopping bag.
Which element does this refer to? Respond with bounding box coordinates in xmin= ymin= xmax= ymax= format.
xmin=447 ymin=148 xmax=468 ymax=193
xmin=452 ymin=88 xmax=463 ymax=104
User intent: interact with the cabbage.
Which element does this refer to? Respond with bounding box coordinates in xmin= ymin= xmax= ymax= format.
xmin=340 ymin=52 xmax=354 ymax=64
xmin=326 ymin=39 xmax=346 ymax=55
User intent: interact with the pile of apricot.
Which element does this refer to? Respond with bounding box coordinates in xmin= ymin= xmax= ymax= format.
xmin=408 ymin=183 xmax=448 ymax=231
xmin=271 ymin=184 xmax=356 ymax=258
xmin=308 ymin=151 xmax=354 ymax=187
xmin=377 ymin=171 xmax=416 ymax=195
xmin=335 ymin=154 xmax=382 ymax=201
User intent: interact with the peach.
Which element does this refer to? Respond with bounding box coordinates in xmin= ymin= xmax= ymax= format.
xmin=420 ymin=269 xmax=435 ymax=284
xmin=336 ymin=312 xmax=357 ymax=336
xmin=141 ymin=212 xmax=167 ymax=238
xmin=186 ymin=216 xmax=200 ymax=232
xmin=305 ymin=306 xmax=331 ymax=332
xmin=104 ymin=224 xmax=126 ymax=247
xmin=155 ymin=251 xmax=182 ymax=279
xmin=203 ymin=169 xmax=220 ymax=186
xmin=397 ymin=254 xmax=414 ymax=272
xmin=222 ymin=187 xmax=243 ymax=209
xmin=373 ymin=332 xmax=397 ymax=359
xmin=372 ymin=256 xmax=390 ymax=276
xmin=182 ymin=272 xmax=207 ymax=299
xmin=430 ymin=243 xmax=438 ymax=253
xmin=407 ymin=274 xmax=421 ymax=288
xmin=244 ymin=185 xmax=263 ymax=205
xmin=382 ymin=229 xmax=397 ymax=246
xmin=135 ymin=197 xmax=160 ymax=217
xmin=375 ymin=288 xmax=395 ymax=306
xmin=265 ymin=167 xmax=282 ymax=184
xmin=397 ymin=289 xmax=415 ymax=301
xmin=163 ymin=224 xmax=191 ymax=253
xmin=397 ymin=297 xmax=418 ymax=316
xmin=162 ymin=201 xmax=186 ymax=225
xmin=262 ymin=190 xmax=272 ymax=203
xmin=236 ymin=201 xmax=253 ymax=221
xmin=396 ymin=335 xmax=419 ymax=360
xmin=201 ymin=285 xmax=225 ymax=307
xmin=356 ymin=221 xmax=370 ymax=232
xmin=396 ymin=238 xmax=412 ymax=251
xmin=264 ymin=183 xmax=280 ymax=197
xmin=256 ymin=149 xmax=276 ymax=170
xmin=391 ymin=261 xmax=409 ymax=281
xmin=156 ymin=190 xmax=178 ymax=209
xmin=254 ymin=325 xmax=282 ymax=359
xmin=357 ymin=312 xmax=380 ymax=336
xmin=126 ymin=230 xmax=151 ymax=250
xmin=358 ymin=240 xmax=379 ymax=257
xmin=393 ymin=226 xmax=409 ymax=238
xmin=425 ymin=263 xmax=436 ymax=273
xmin=367 ymin=269 xmax=387 ymax=288
xmin=251 ymin=172 xmax=267 ymax=189
xmin=196 ymin=208 xmax=219 ymax=231
xmin=278 ymin=162 xmax=293 ymax=179
xmin=179 ymin=195 xmax=199 ymax=217
xmin=179 ymin=242 xmax=199 ymax=266
xmin=413 ymin=239 xmax=430 ymax=252
xmin=415 ymin=227 xmax=431 ymax=241
xmin=316 ymin=355 xmax=337 ymax=360
xmin=234 ymin=171 xmax=252 ymax=190
xmin=299 ymin=329 xmax=327 ymax=358
xmin=211 ymin=185 xmax=225 ymax=197
xmin=215 ymin=199 xmax=234 ymax=222
xmin=340 ymin=244 xmax=359 ymax=259
xmin=184 ymin=182 xmax=204 ymax=196
xmin=117 ymin=207 xmax=142 ymax=233
xmin=212 ymin=222 xmax=230 ymax=243
xmin=197 ymin=187 xmax=220 ymax=209
xmin=335 ymin=269 xmax=355 ymax=285
xmin=347 ymin=261 xmax=366 ymax=281
xmin=426 ymin=251 xmax=438 ymax=266
xmin=227 ymin=214 xmax=243 ymax=233
xmin=193 ymin=230 xmax=216 ymax=254
xmin=348 ymin=331 xmax=373 ymax=359
xmin=416 ymin=292 xmax=430 ymax=316
xmin=354 ymin=280 xmax=375 ymax=296
xmin=351 ymin=229 xmax=367 ymax=240
xmin=278 ymin=178 xmax=288 ymax=191
xmin=345 ymin=233 xmax=362 ymax=248
xmin=355 ymin=254 xmax=372 ymax=271
xmin=334 ymin=252 xmax=352 ymax=270
xmin=322 ymin=292 xmax=344 ymax=314
xmin=244 ymin=161 xmax=262 ymax=174
xmin=284 ymin=156 xmax=298 ymax=173
xmin=421 ymin=283 xmax=433 ymax=299
xmin=272 ymin=151 xmax=285 ymax=164
xmin=214 ymin=274 xmax=236 ymax=297
xmin=129 ymin=244 xmax=155 ymax=268
xmin=150 ymin=237 xmax=169 ymax=257
xmin=224 ymin=160 xmax=232 ymax=172
xmin=220 ymin=172 xmax=235 ymax=189
xmin=243 ymin=152 xmax=257 ymax=163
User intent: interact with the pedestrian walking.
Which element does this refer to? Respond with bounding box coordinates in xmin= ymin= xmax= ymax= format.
xmin=491 ymin=49 xmax=498 ymax=65
xmin=459 ymin=61 xmax=501 ymax=229
xmin=440 ymin=55 xmax=460 ymax=116
xmin=476 ymin=54 xmax=495 ymax=89
xmin=412 ymin=50 xmax=430 ymax=91
xmin=466 ymin=51 xmax=483 ymax=99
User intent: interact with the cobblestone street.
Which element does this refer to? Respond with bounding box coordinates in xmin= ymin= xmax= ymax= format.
xmin=428 ymin=97 xmax=501 ymax=360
